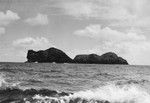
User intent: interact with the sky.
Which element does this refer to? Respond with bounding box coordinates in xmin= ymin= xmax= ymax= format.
xmin=0 ymin=0 xmax=150 ymax=65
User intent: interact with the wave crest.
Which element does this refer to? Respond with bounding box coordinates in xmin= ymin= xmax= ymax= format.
xmin=0 ymin=73 xmax=150 ymax=103
xmin=32 ymin=84 xmax=150 ymax=103
xmin=0 ymin=73 xmax=7 ymax=88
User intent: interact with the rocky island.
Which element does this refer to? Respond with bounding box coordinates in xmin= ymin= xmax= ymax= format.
xmin=26 ymin=47 xmax=128 ymax=64
xmin=27 ymin=47 xmax=73 ymax=63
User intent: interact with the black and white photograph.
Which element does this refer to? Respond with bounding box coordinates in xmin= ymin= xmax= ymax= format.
xmin=0 ymin=0 xmax=150 ymax=103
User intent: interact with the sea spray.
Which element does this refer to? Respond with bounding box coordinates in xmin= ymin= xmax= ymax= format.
xmin=0 ymin=83 xmax=150 ymax=103
xmin=0 ymin=73 xmax=20 ymax=89
xmin=0 ymin=73 xmax=7 ymax=88
xmin=32 ymin=84 xmax=150 ymax=103
xmin=0 ymin=73 xmax=150 ymax=103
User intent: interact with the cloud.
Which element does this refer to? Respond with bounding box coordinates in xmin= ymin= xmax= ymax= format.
xmin=0 ymin=10 xmax=20 ymax=26
xmin=25 ymin=13 xmax=49 ymax=26
xmin=0 ymin=27 xmax=5 ymax=35
xmin=13 ymin=37 xmax=53 ymax=50
xmin=0 ymin=37 xmax=53 ymax=62
xmin=74 ymin=24 xmax=150 ymax=65
xmin=75 ymin=25 xmax=145 ymax=42
xmin=58 ymin=0 xmax=136 ymax=20
xmin=58 ymin=0 xmax=150 ymax=30
xmin=0 ymin=10 xmax=19 ymax=36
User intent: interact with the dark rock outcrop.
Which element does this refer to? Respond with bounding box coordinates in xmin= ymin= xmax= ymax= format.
xmin=74 ymin=52 xmax=128 ymax=65
xmin=73 ymin=54 xmax=101 ymax=64
xmin=27 ymin=47 xmax=73 ymax=63
xmin=0 ymin=88 xmax=70 ymax=103
xmin=26 ymin=47 xmax=128 ymax=64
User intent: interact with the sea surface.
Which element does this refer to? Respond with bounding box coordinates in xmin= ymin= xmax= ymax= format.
xmin=0 ymin=63 xmax=150 ymax=103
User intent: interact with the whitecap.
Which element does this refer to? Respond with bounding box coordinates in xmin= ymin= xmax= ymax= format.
xmin=0 ymin=73 xmax=7 ymax=88
xmin=32 ymin=84 xmax=150 ymax=103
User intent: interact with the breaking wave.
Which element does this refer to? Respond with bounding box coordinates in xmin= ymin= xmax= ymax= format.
xmin=67 ymin=84 xmax=150 ymax=103
xmin=0 ymin=84 xmax=150 ymax=103
xmin=0 ymin=73 xmax=6 ymax=88
xmin=32 ymin=84 xmax=150 ymax=103
xmin=0 ymin=73 xmax=150 ymax=103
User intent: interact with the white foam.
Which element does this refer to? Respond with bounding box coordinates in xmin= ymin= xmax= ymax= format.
xmin=68 ymin=84 xmax=150 ymax=103
xmin=0 ymin=73 xmax=20 ymax=88
xmin=33 ymin=84 xmax=150 ymax=103
xmin=0 ymin=73 xmax=7 ymax=88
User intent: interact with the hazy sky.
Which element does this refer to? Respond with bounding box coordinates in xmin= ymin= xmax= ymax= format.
xmin=0 ymin=0 xmax=150 ymax=65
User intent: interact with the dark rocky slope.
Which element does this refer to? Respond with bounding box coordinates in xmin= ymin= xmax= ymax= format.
xmin=27 ymin=47 xmax=73 ymax=63
xmin=26 ymin=47 xmax=128 ymax=64
xmin=74 ymin=52 xmax=128 ymax=64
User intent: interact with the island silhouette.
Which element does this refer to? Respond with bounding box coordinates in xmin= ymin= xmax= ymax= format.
xmin=26 ymin=47 xmax=128 ymax=64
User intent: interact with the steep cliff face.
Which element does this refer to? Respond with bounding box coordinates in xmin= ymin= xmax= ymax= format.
xmin=74 ymin=52 xmax=128 ymax=65
xmin=27 ymin=50 xmax=38 ymax=62
xmin=27 ymin=47 xmax=73 ymax=63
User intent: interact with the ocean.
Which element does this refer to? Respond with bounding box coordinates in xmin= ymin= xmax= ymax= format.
xmin=0 ymin=63 xmax=150 ymax=103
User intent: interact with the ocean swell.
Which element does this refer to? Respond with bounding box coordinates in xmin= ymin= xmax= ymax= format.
xmin=66 ymin=84 xmax=150 ymax=103
xmin=32 ymin=84 xmax=150 ymax=103
xmin=0 ymin=73 xmax=7 ymax=88
xmin=0 ymin=84 xmax=149 ymax=103
xmin=0 ymin=73 xmax=150 ymax=103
